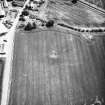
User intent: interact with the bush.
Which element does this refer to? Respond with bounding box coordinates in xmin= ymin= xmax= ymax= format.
xmin=94 ymin=29 xmax=99 ymax=32
xmin=97 ymin=29 xmax=103 ymax=32
xmin=22 ymin=11 xmax=29 ymax=16
xmin=29 ymin=15 xmax=36 ymax=19
xmin=19 ymin=17 xmax=26 ymax=21
xmin=20 ymin=14 xmax=23 ymax=17
xmin=90 ymin=29 xmax=94 ymax=32
xmin=7 ymin=0 xmax=13 ymax=2
xmin=18 ymin=24 xmax=25 ymax=29
xmin=32 ymin=22 xmax=36 ymax=29
xmin=12 ymin=2 xmax=17 ymax=6
xmin=41 ymin=23 xmax=45 ymax=26
xmin=24 ymin=23 xmax=33 ymax=31
xmin=80 ymin=29 xmax=85 ymax=32
xmin=46 ymin=20 xmax=54 ymax=28
xmin=25 ymin=5 xmax=29 ymax=9
xmin=86 ymin=30 xmax=89 ymax=32
xmin=73 ymin=28 xmax=78 ymax=31
xmin=77 ymin=29 xmax=81 ymax=32
xmin=25 ymin=5 xmax=32 ymax=10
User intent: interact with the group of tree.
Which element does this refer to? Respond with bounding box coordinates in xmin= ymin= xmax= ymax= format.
xmin=24 ymin=22 xmax=37 ymax=31
xmin=71 ymin=0 xmax=79 ymax=4
xmin=23 ymin=20 xmax=54 ymax=31
xmin=76 ymin=28 xmax=105 ymax=33
xmin=0 ymin=15 xmax=5 ymax=19
xmin=57 ymin=23 xmax=105 ymax=33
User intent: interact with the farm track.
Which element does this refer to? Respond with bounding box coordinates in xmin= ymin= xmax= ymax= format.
xmin=8 ymin=29 xmax=105 ymax=105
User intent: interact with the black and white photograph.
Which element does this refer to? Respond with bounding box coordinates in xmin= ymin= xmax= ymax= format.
xmin=0 ymin=0 xmax=105 ymax=105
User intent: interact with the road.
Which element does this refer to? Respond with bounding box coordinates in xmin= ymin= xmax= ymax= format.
xmin=8 ymin=28 xmax=105 ymax=105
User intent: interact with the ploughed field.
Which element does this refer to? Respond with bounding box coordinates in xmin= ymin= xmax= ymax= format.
xmin=101 ymin=0 xmax=105 ymax=9
xmin=9 ymin=28 xmax=105 ymax=105
xmin=85 ymin=0 xmax=103 ymax=9
xmin=47 ymin=0 xmax=105 ymax=27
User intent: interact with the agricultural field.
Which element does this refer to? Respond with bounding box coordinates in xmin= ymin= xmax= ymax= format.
xmin=1 ymin=0 xmax=105 ymax=105
xmin=8 ymin=27 xmax=105 ymax=105
xmin=85 ymin=0 xmax=105 ymax=10
xmin=85 ymin=0 xmax=104 ymax=9
xmin=101 ymin=0 xmax=105 ymax=9
xmin=48 ymin=0 xmax=105 ymax=27
xmin=0 ymin=58 xmax=5 ymax=103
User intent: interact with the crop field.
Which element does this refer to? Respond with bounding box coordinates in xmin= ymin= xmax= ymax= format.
xmin=85 ymin=0 xmax=105 ymax=10
xmin=5 ymin=0 xmax=105 ymax=105
xmin=47 ymin=0 xmax=105 ymax=27
xmin=85 ymin=0 xmax=103 ymax=9
xmin=101 ymin=0 xmax=105 ymax=9
xmin=8 ymin=27 xmax=105 ymax=105
xmin=0 ymin=58 xmax=5 ymax=103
